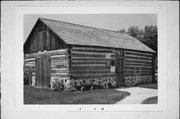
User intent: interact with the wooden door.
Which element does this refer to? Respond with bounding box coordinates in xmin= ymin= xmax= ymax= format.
xmin=115 ymin=51 xmax=125 ymax=87
xmin=35 ymin=54 xmax=50 ymax=88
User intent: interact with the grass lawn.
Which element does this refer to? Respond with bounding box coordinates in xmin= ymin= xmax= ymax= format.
xmin=138 ymin=83 xmax=158 ymax=89
xmin=142 ymin=96 xmax=158 ymax=104
xmin=138 ymin=83 xmax=158 ymax=104
xmin=24 ymin=85 xmax=130 ymax=104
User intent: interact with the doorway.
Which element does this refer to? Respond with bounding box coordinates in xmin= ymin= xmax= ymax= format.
xmin=35 ymin=54 xmax=51 ymax=88
xmin=115 ymin=51 xmax=125 ymax=87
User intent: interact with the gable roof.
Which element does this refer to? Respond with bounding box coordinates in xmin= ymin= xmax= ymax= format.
xmin=35 ymin=18 xmax=155 ymax=53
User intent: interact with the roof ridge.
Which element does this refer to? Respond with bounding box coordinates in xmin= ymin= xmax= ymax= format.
xmin=38 ymin=17 xmax=127 ymax=35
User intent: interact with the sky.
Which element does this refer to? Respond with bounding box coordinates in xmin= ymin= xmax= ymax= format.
xmin=24 ymin=14 xmax=157 ymax=42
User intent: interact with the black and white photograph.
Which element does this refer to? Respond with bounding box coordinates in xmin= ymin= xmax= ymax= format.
xmin=23 ymin=14 xmax=158 ymax=104
xmin=1 ymin=1 xmax=179 ymax=119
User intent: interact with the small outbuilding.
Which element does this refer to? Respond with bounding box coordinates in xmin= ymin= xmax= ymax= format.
xmin=24 ymin=18 xmax=155 ymax=90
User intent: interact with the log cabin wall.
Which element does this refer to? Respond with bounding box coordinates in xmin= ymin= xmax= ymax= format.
xmin=24 ymin=49 xmax=70 ymax=89
xmin=70 ymin=46 xmax=116 ymax=88
xmin=24 ymin=18 xmax=156 ymax=89
xmin=124 ymin=50 xmax=154 ymax=86
xmin=24 ymin=20 xmax=70 ymax=89
xmin=48 ymin=49 xmax=70 ymax=89
xmin=24 ymin=55 xmax=36 ymax=85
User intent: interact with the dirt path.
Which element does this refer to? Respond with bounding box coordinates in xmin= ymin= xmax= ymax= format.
xmin=115 ymin=87 xmax=157 ymax=104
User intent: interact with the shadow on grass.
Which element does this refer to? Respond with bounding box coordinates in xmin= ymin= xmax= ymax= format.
xmin=24 ymin=85 xmax=130 ymax=104
xmin=142 ymin=96 xmax=158 ymax=104
xmin=138 ymin=83 xmax=158 ymax=89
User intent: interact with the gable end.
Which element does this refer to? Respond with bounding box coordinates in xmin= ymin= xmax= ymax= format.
xmin=24 ymin=19 xmax=67 ymax=54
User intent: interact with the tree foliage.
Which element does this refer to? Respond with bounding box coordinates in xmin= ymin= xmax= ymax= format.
xmin=118 ymin=28 xmax=126 ymax=33
xmin=118 ymin=25 xmax=157 ymax=53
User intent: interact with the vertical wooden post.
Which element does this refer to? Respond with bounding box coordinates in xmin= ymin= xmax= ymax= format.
xmin=39 ymin=57 xmax=43 ymax=87
xmin=152 ymin=53 xmax=155 ymax=82
xmin=35 ymin=58 xmax=39 ymax=86
xmin=68 ymin=46 xmax=71 ymax=80
xmin=28 ymin=69 xmax=32 ymax=85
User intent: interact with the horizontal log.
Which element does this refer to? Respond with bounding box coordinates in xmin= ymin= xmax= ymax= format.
xmin=141 ymin=67 xmax=153 ymax=70
xmin=125 ymin=56 xmax=152 ymax=60
xmin=51 ymin=69 xmax=69 ymax=73
xmin=141 ymin=70 xmax=153 ymax=73
xmin=71 ymin=66 xmax=110 ymax=70
xmin=24 ymin=62 xmax=35 ymax=65
xmin=71 ymin=53 xmax=105 ymax=58
xmin=125 ymin=69 xmax=152 ymax=72
xmin=125 ymin=58 xmax=152 ymax=62
xmin=71 ymin=70 xmax=111 ymax=75
xmin=24 ymin=49 xmax=68 ymax=58
xmin=125 ymin=66 xmax=152 ymax=70
xmin=51 ymin=59 xmax=69 ymax=63
xmin=51 ymin=72 xmax=69 ymax=75
xmin=24 ymin=61 xmax=36 ymax=64
xmin=124 ymin=51 xmax=153 ymax=57
xmin=51 ymin=60 xmax=69 ymax=64
xmin=71 ymin=46 xmax=114 ymax=53
xmin=51 ymin=55 xmax=68 ymax=60
xmin=71 ymin=51 xmax=114 ymax=55
xmin=71 ymin=61 xmax=106 ymax=65
xmin=51 ymin=65 xmax=69 ymax=69
xmin=24 ymin=58 xmax=35 ymax=62
xmin=127 ymin=70 xmax=153 ymax=72
xmin=125 ymin=73 xmax=152 ymax=76
xmin=24 ymin=64 xmax=35 ymax=67
xmin=125 ymin=70 xmax=152 ymax=74
xmin=46 ymin=49 xmax=68 ymax=56
xmin=71 ymin=57 xmax=109 ymax=60
xmin=51 ymin=73 xmax=69 ymax=75
xmin=125 ymin=60 xmax=152 ymax=64
xmin=51 ymin=54 xmax=68 ymax=57
xmin=51 ymin=68 xmax=68 ymax=70
xmin=24 ymin=53 xmax=38 ymax=59
xmin=71 ymin=58 xmax=106 ymax=62
xmin=124 ymin=63 xmax=152 ymax=66
xmin=124 ymin=54 xmax=152 ymax=59
xmin=72 ymin=73 xmax=116 ymax=80
xmin=51 ymin=61 xmax=69 ymax=64
xmin=71 ymin=64 xmax=106 ymax=67
xmin=51 ymin=73 xmax=69 ymax=77
xmin=125 ymin=69 xmax=152 ymax=71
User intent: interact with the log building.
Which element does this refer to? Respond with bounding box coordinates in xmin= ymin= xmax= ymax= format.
xmin=24 ymin=18 xmax=155 ymax=90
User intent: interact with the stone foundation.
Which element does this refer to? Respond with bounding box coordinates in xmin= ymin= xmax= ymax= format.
xmin=72 ymin=77 xmax=116 ymax=88
xmin=50 ymin=77 xmax=116 ymax=90
xmin=125 ymin=76 xmax=152 ymax=86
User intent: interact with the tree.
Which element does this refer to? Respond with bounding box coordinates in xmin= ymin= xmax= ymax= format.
xmin=144 ymin=25 xmax=157 ymax=52
xmin=125 ymin=25 xmax=157 ymax=53
xmin=127 ymin=26 xmax=140 ymax=38
xmin=118 ymin=28 xmax=126 ymax=33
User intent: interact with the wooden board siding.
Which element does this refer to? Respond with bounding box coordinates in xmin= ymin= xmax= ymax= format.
xmin=70 ymin=46 xmax=116 ymax=80
xmin=24 ymin=21 xmax=67 ymax=54
xmin=124 ymin=50 xmax=153 ymax=78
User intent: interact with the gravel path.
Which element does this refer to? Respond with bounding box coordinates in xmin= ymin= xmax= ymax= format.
xmin=115 ymin=87 xmax=157 ymax=104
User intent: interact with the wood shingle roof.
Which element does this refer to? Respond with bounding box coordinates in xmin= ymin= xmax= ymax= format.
xmin=39 ymin=18 xmax=155 ymax=53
